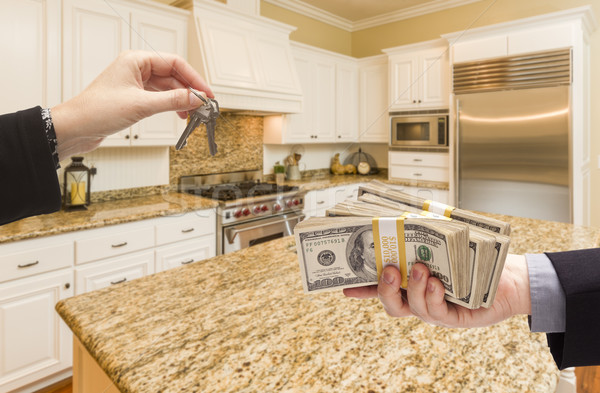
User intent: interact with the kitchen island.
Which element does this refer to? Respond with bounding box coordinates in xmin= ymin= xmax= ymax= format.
xmin=55 ymin=214 xmax=600 ymax=393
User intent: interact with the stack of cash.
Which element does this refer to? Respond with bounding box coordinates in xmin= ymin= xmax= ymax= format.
xmin=294 ymin=182 xmax=510 ymax=309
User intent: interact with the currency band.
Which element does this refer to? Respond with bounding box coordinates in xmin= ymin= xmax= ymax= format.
xmin=423 ymin=200 xmax=455 ymax=218
xmin=373 ymin=217 xmax=408 ymax=288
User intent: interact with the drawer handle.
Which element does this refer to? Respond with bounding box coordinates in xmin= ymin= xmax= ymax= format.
xmin=181 ymin=258 xmax=194 ymax=265
xmin=317 ymin=201 xmax=325 ymax=205
xmin=181 ymin=228 xmax=195 ymax=233
xmin=111 ymin=241 xmax=128 ymax=248
xmin=111 ymin=278 xmax=127 ymax=285
xmin=18 ymin=260 xmax=40 ymax=268
xmin=413 ymin=159 xmax=423 ymax=162
xmin=413 ymin=173 xmax=423 ymax=177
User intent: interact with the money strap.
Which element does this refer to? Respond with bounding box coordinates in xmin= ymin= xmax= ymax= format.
xmin=373 ymin=217 xmax=408 ymax=288
xmin=423 ymin=200 xmax=455 ymax=218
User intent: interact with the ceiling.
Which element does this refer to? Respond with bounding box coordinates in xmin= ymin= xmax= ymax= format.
xmin=299 ymin=0 xmax=440 ymax=22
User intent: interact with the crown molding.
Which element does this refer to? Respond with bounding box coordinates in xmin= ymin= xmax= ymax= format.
xmin=263 ymin=0 xmax=483 ymax=32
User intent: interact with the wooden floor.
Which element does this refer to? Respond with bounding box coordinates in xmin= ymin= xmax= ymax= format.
xmin=37 ymin=367 xmax=600 ymax=393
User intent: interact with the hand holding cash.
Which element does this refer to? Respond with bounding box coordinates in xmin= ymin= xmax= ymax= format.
xmin=294 ymin=181 xmax=532 ymax=325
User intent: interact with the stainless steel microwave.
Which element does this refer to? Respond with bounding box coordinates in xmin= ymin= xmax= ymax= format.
xmin=390 ymin=111 xmax=448 ymax=148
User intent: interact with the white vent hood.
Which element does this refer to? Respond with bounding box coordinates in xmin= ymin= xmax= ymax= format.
xmin=188 ymin=0 xmax=303 ymax=113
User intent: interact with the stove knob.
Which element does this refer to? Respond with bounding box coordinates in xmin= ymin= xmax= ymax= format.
xmin=233 ymin=209 xmax=243 ymax=218
xmin=286 ymin=200 xmax=293 ymax=208
xmin=242 ymin=208 xmax=251 ymax=216
xmin=293 ymin=198 xmax=300 ymax=206
xmin=253 ymin=205 xmax=261 ymax=214
xmin=261 ymin=204 xmax=269 ymax=212
xmin=273 ymin=203 xmax=282 ymax=212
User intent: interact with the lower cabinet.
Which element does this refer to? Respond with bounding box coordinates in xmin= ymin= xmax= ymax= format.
xmin=0 ymin=209 xmax=216 ymax=392
xmin=0 ymin=269 xmax=73 ymax=392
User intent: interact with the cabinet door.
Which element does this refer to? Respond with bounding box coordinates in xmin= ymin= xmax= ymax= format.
xmin=359 ymin=61 xmax=388 ymax=143
xmin=63 ymin=0 xmax=131 ymax=146
xmin=335 ymin=62 xmax=358 ymax=142
xmin=284 ymin=56 xmax=314 ymax=143
xmin=130 ymin=9 xmax=186 ymax=146
xmin=0 ymin=0 xmax=60 ymax=112
xmin=74 ymin=251 xmax=154 ymax=295
xmin=313 ymin=60 xmax=336 ymax=142
xmin=0 ymin=270 xmax=73 ymax=392
xmin=419 ymin=48 xmax=448 ymax=108
xmin=389 ymin=56 xmax=416 ymax=108
xmin=155 ymin=237 xmax=215 ymax=272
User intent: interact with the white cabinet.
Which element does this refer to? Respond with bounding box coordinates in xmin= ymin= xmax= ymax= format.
xmin=384 ymin=39 xmax=449 ymax=111
xmin=62 ymin=0 xmax=188 ymax=147
xmin=0 ymin=0 xmax=61 ymax=113
xmin=389 ymin=151 xmax=449 ymax=183
xmin=358 ymin=55 xmax=388 ymax=143
xmin=335 ymin=60 xmax=359 ymax=142
xmin=74 ymin=250 xmax=155 ymax=295
xmin=0 ymin=269 xmax=73 ymax=392
xmin=304 ymin=184 xmax=363 ymax=218
xmin=264 ymin=43 xmax=359 ymax=144
xmin=450 ymin=23 xmax=575 ymax=64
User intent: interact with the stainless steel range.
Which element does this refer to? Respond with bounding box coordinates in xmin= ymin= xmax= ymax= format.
xmin=179 ymin=170 xmax=305 ymax=254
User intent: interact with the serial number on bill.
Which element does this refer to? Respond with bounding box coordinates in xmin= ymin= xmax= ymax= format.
xmin=304 ymin=238 xmax=346 ymax=249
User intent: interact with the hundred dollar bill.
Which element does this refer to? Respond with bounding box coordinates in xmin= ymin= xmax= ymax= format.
xmin=294 ymin=216 xmax=470 ymax=300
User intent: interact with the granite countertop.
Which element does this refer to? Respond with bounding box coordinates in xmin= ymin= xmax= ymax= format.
xmin=56 ymin=215 xmax=600 ymax=393
xmin=0 ymin=174 xmax=446 ymax=244
xmin=0 ymin=193 xmax=218 ymax=244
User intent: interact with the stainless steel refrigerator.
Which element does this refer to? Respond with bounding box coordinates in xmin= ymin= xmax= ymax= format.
xmin=454 ymin=49 xmax=571 ymax=223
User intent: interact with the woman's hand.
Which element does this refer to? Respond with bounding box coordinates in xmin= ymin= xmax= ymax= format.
xmin=51 ymin=50 xmax=213 ymax=159
xmin=344 ymin=254 xmax=531 ymax=328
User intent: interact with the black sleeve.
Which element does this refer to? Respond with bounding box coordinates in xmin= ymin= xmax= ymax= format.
xmin=545 ymin=248 xmax=600 ymax=369
xmin=0 ymin=106 xmax=62 ymax=225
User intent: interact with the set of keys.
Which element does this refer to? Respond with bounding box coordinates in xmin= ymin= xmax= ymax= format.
xmin=175 ymin=87 xmax=220 ymax=155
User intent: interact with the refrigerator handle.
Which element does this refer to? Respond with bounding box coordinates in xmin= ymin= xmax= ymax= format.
xmin=454 ymin=99 xmax=460 ymax=207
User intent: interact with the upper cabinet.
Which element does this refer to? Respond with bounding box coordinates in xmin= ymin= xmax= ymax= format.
xmin=384 ymin=39 xmax=449 ymax=111
xmin=0 ymin=0 xmax=61 ymax=113
xmin=62 ymin=0 xmax=188 ymax=147
xmin=358 ymin=55 xmax=388 ymax=143
xmin=263 ymin=43 xmax=358 ymax=144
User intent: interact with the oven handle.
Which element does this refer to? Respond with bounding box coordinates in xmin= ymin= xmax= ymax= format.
xmin=224 ymin=214 xmax=305 ymax=244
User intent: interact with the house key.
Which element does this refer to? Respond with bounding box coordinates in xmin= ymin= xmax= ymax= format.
xmin=175 ymin=88 xmax=220 ymax=155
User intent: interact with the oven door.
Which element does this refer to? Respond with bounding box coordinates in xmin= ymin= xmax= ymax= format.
xmin=222 ymin=213 xmax=304 ymax=254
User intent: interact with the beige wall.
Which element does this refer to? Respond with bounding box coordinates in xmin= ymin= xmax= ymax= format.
xmin=260 ymin=1 xmax=352 ymax=55
xmin=260 ymin=0 xmax=600 ymax=227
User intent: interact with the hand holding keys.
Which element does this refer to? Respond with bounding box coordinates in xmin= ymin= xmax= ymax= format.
xmin=175 ymin=87 xmax=220 ymax=155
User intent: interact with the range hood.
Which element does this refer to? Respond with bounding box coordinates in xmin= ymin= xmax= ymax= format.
xmin=187 ymin=0 xmax=303 ymax=114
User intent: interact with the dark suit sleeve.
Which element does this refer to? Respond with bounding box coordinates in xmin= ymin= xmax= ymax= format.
xmin=545 ymin=248 xmax=600 ymax=369
xmin=0 ymin=106 xmax=62 ymax=225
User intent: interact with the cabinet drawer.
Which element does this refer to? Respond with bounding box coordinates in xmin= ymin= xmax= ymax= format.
xmin=389 ymin=151 xmax=448 ymax=167
xmin=155 ymin=212 xmax=215 ymax=246
xmin=75 ymin=226 xmax=154 ymax=265
xmin=74 ymin=251 xmax=154 ymax=295
xmin=389 ymin=165 xmax=449 ymax=182
xmin=155 ymin=237 xmax=215 ymax=272
xmin=0 ymin=241 xmax=73 ymax=283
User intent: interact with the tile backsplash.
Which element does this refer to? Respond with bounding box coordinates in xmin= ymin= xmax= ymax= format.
xmin=169 ymin=113 xmax=264 ymax=185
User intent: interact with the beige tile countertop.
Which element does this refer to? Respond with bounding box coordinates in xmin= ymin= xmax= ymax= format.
xmin=0 ymin=174 xmax=445 ymax=244
xmin=56 ymin=215 xmax=600 ymax=393
xmin=0 ymin=193 xmax=218 ymax=244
